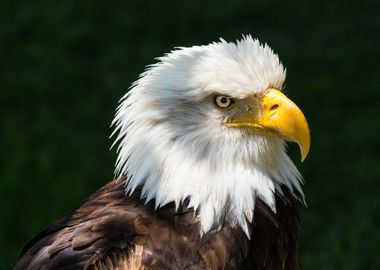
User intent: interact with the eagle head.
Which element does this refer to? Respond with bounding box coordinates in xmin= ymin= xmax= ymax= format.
xmin=112 ymin=36 xmax=310 ymax=236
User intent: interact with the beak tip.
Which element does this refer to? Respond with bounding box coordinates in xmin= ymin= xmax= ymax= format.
xmin=300 ymin=146 xmax=310 ymax=162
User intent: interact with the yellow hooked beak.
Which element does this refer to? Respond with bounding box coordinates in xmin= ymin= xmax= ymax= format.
xmin=226 ymin=89 xmax=310 ymax=161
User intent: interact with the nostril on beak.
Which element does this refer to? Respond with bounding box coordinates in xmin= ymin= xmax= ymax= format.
xmin=270 ymin=104 xmax=279 ymax=111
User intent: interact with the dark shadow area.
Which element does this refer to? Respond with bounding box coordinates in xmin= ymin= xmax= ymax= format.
xmin=1 ymin=1 xmax=379 ymax=269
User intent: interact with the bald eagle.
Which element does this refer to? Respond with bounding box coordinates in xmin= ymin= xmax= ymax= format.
xmin=15 ymin=36 xmax=310 ymax=270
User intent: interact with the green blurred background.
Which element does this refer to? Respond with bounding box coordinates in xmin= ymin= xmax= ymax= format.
xmin=1 ymin=0 xmax=379 ymax=269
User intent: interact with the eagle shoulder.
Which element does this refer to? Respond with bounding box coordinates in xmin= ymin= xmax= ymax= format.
xmin=14 ymin=179 xmax=140 ymax=270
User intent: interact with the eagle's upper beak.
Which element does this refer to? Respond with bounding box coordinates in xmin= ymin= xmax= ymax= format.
xmin=227 ymin=89 xmax=310 ymax=161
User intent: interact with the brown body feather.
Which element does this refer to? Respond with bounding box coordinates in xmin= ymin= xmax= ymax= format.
xmin=14 ymin=179 xmax=299 ymax=270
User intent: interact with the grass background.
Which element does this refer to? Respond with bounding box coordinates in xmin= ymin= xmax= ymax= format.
xmin=1 ymin=0 xmax=379 ymax=269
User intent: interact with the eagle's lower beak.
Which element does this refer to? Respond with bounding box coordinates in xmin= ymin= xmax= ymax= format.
xmin=227 ymin=89 xmax=310 ymax=161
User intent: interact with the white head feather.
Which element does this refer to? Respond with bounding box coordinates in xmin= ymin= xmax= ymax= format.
xmin=112 ymin=36 xmax=304 ymax=236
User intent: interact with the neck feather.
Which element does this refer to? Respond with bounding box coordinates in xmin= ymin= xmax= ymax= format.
xmin=114 ymin=114 xmax=303 ymax=236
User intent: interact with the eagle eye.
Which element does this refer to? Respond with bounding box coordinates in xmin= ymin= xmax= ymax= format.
xmin=214 ymin=95 xmax=234 ymax=108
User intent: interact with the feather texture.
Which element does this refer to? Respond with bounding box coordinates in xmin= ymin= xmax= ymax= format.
xmin=15 ymin=178 xmax=299 ymax=270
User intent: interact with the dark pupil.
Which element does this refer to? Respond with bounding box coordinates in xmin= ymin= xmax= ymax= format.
xmin=220 ymin=97 xmax=228 ymax=104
